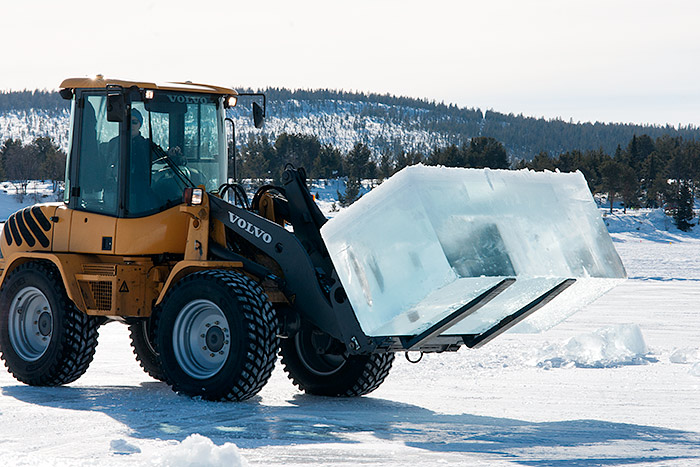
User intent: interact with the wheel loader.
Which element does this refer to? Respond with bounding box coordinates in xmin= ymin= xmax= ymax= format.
xmin=0 ymin=76 xmax=626 ymax=401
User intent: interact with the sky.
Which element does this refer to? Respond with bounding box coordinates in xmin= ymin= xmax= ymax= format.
xmin=1 ymin=0 xmax=699 ymax=126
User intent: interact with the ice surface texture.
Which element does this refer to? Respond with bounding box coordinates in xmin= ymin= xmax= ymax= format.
xmin=320 ymin=165 xmax=626 ymax=337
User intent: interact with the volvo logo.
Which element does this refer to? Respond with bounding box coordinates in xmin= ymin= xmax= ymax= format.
xmin=228 ymin=212 xmax=272 ymax=244
xmin=167 ymin=94 xmax=210 ymax=104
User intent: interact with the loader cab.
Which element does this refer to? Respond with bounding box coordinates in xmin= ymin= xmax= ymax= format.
xmin=61 ymin=78 xmax=233 ymax=219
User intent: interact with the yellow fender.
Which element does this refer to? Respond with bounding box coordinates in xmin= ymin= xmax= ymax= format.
xmin=0 ymin=252 xmax=94 ymax=314
xmin=154 ymin=260 xmax=244 ymax=306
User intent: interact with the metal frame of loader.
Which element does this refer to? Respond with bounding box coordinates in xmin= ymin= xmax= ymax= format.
xmin=212 ymin=166 xmax=577 ymax=355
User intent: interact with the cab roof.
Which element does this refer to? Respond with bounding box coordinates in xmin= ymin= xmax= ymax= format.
xmin=59 ymin=75 xmax=236 ymax=96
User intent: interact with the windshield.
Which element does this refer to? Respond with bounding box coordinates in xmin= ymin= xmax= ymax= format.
xmin=128 ymin=91 xmax=227 ymax=216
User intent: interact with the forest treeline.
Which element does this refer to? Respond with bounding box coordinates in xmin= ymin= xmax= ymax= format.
xmin=3 ymin=88 xmax=700 ymax=160
xmin=1 ymin=130 xmax=697 ymax=228
xmin=0 ymin=90 xmax=65 ymax=112
xmin=237 ymin=131 xmax=698 ymax=228
xmin=0 ymin=137 xmax=65 ymax=194
xmin=517 ymin=134 xmax=696 ymax=213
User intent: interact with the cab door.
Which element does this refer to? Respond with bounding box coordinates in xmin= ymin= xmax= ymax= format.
xmin=66 ymin=92 xmax=121 ymax=254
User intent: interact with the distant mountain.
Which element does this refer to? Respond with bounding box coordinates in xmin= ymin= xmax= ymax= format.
xmin=2 ymin=88 xmax=698 ymax=161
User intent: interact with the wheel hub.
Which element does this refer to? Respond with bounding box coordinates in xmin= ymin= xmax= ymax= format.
xmin=295 ymin=329 xmax=348 ymax=376
xmin=172 ymin=299 xmax=232 ymax=380
xmin=205 ymin=326 xmax=225 ymax=352
xmin=38 ymin=312 xmax=52 ymax=336
xmin=8 ymin=287 xmax=53 ymax=362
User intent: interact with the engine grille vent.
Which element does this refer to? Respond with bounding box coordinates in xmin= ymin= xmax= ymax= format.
xmin=82 ymin=264 xmax=117 ymax=276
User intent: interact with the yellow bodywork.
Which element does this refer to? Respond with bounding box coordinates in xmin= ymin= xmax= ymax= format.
xmin=0 ymin=77 xmax=251 ymax=318
xmin=60 ymin=76 xmax=237 ymax=97
xmin=0 ymin=197 xmax=243 ymax=317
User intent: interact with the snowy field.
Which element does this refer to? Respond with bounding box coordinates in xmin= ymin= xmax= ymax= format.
xmin=1 ymin=190 xmax=700 ymax=465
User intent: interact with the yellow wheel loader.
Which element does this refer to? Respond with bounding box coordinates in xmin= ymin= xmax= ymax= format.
xmin=0 ymin=76 xmax=626 ymax=401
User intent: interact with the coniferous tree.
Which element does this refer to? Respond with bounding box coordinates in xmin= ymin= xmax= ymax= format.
xmin=344 ymin=143 xmax=375 ymax=180
xmin=337 ymin=177 xmax=361 ymax=207
xmin=312 ymin=144 xmax=343 ymax=179
xmin=600 ymin=159 xmax=624 ymax=213
xmin=619 ymin=165 xmax=639 ymax=212
xmin=393 ymin=151 xmax=423 ymax=174
xmin=528 ymin=151 xmax=556 ymax=171
xmin=672 ymin=181 xmax=694 ymax=231
xmin=35 ymin=137 xmax=66 ymax=191
xmin=640 ymin=152 xmax=665 ymax=207
xmin=427 ymin=144 xmax=464 ymax=167
xmin=2 ymin=139 xmax=42 ymax=194
xmin=378 ymin=150 xmax=393 ymax=181
xmin=274 ymin=133 xmax=322 ymax=180
xmin=466 ymin=137 xmax=509 ymax=169
xmin=238 ymin=135 xmax=274 ymax=180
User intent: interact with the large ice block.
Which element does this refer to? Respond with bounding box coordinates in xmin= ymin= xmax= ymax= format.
xmin=320 ymin=165 xmax=626 ymax=338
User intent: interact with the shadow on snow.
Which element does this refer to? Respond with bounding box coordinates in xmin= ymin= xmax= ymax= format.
xmin=3 ymin=382 xmax=700 ymax=466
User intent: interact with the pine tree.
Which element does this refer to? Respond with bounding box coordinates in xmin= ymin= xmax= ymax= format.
xmin=344 ymin=143 xmax=375 ymax=180
xmin=466 ymin=137 xmax=509 ymax=169
xmin=673 ymin=181 xmax=694 ymax=231
xmin=600 ymin=159 xmax=624 ymax=213
xmin=312 ymin=144 xmax=343 ymax=179
xmin=378 ymin=150 xmax=393 ymax=181
xmin=528 ymin=151 xmax=555 ymax=171
xmin=619 ymin=165 xmax=639 ymax=212
xmin=337 ymin=177 xmax=361 ymax=207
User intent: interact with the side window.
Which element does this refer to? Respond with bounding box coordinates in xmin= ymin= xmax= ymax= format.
xmin=182 ymin=102 xmax=222 ymax=191
xmin=76 ymin=94 xmax=120 ymax=215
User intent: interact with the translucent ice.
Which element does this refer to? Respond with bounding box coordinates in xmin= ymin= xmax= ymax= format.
xmin=320 ymin=165 xmax=626 ymax=338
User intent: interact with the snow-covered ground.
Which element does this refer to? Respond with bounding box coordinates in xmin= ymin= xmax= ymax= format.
xmin=1 ymin=193 xmax=700 ymax=465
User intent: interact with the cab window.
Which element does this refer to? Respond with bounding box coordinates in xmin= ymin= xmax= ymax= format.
xmin=74 ymin=94 xmax=120 ymax=215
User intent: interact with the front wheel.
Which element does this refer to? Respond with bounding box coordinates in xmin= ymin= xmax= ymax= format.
xmin=279 ymin=326 xmax=394 ymax=397
xmin=0 ymin=262 xmax=99 ymax=386
xmin=153 ymin=270 xmax=278 ymax=401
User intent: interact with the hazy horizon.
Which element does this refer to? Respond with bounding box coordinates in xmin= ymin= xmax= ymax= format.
xmin=2 ymin=0 xmax=697 ymax=128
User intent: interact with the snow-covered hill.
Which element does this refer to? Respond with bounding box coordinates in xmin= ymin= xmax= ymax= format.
xmin=4 ymin=88 xmax=700 ymax=161
xmin=0 ymin=99 xmax=463 ymax=158
xmin=0 ymin=108 xmax=71 ymax=151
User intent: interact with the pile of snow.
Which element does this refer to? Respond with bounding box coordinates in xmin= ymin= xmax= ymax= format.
xmin=110 ymin=439 xmax=141 ymax=455
xmin=149 ymin=434 xmax=247 ymax=467
xmin=602 ymin=207 xmax=700 ymax=240
xmin=670 ymin=347 xmax=700 ymax=364
xmin=669 ymin=347 xmax=700 ymax=378
xmin=692 ymin=364 xmax=700 ymax=377
xmin=536 ymin=324 xmax=651 ymax=369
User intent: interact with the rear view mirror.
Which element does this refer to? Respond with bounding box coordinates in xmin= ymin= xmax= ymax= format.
xmin=106 ymin=92 xmax=125 ymax=123
xmin=59 ymin=88 xmax=73 ymax=100
xmin=253 ymin=102 xmax=264 ymax=129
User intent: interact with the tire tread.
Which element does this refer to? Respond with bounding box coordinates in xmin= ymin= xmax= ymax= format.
xmin=153 ymin=269 xmax=278 ymax=401
xmin=0 ymin=261 xmax=99 ymax=386
xmin=280 ymin=336 xmax=395 ymax=397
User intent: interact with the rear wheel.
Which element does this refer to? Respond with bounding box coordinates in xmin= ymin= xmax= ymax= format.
xmin=280 ymin=326 xmax=394 ymax=397
xmin=128 ymin=319 xmax=164 ymax=381
xmin=153 ymin=270 xmax=278 ymax=401
xmin=0 ymin=262 xmax=99 ymax=386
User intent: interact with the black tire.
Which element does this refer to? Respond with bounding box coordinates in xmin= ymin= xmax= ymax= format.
xmin=0 ymin=261 xmax=100 ymax=386
xmin=153 ymin=270 xmax=278 ymax=401
xmin=280 ymin=326 xmax=394 ymax=397
xmin=128 ymin=319 xmax=164 ymax=381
